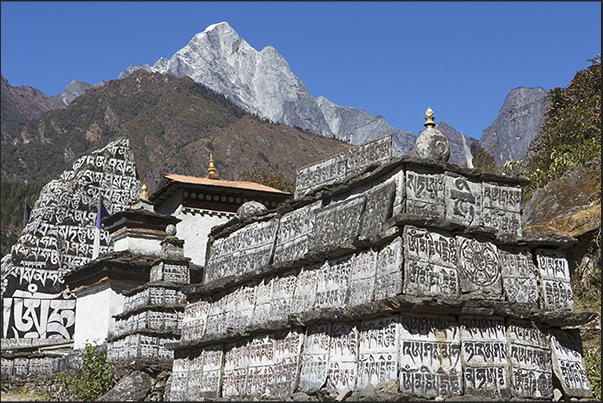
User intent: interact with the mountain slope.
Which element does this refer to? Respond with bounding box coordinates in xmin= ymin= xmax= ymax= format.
xmin=124 ymin=22 xmax=335 ymax=139
xmin=479 ymin=86 xmax=548 ymax=165
xmin=1 ymin=74 xmax=64 ymax=143
xmin=1 ymin=70 xmax=352 ymax=194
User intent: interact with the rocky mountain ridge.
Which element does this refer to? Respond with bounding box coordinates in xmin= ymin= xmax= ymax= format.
xmin=1 ymin=70 xmax=351 ymax=193
xmin=480 ymin=86 xmax=548 ymax=165
xmin=0 ymin=74 xmax=64 ymax=143
xmin=2 ymin=22 xmax=547 ymax=167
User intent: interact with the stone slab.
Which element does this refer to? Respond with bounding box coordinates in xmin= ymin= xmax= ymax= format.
xmin=456 ymin=236 xmax=502 ymax=296
xmin=327 ymin=323 xmax=359 ymax=391
xmin=375 ymin=237 xmax=403 ymax=300
xmin=251 ymin=277 xmax=274 ymax=327
xmin=358 ymin=181 xmax=395 ymax=240
xmin=536 ymin=248 xmax=573 ymax=311
xmin=506 ymin=318 xmax=553 ymax=399
xmin=481 ymin=207 xmax=523 ymax=237
xmin=405 ymin=167 xmax=445 ymax=218
xmin=316 ymin=255 xmax=353 ymax=309
xmin=199 ymin=346 xmax=223 ymax=398
xmin=482 ymin=182 xmax=522 ymax=213
xmin=399 ymin=314 xmax=462 ymax=399
xmin=499 ymin=246 xmax=539 ymax=304
xmin=549 ymin=328 xmax=592 ymax=398
xmin=460 ymin=316 xmax=511 ymax=398
xmin=291 ymin=265 xmax=319 ymax=314
xmin=222 ymin=340 xmax=250 ymax=398
xmin=295 ymin=152 xmax=347 ymax=198
xmin=274 ymin=202 xmax=321 ymax=265
xmin=311 ymin=195 xmax=365 ymax=251
xmin=348 ymin=248 xmax=378 ymax=307
xmin=357 ymin=315 xmax=399 ymax=389
xmin=271 ymin=329 xmax=305 ymax=399
xmin=270 ymin=270 xmax=297 ymax=322
xmin=403 ymin=258 xmax=460 ymax=298
xmin=346 ymin=133 xmax=392 ymax=173
xmin=299 ymin=323 xmax=331 ymax=392
xmin=445 ymin=172 xmax=482 ymax=227
xmin=403 ymin=226 xmax=457 ymax=268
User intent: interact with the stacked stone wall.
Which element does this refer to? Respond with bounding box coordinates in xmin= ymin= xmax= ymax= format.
xmin=169 ymin=136 xmax=594 ymax=400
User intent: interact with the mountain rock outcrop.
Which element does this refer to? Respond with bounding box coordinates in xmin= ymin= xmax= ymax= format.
xmin=49 ymin=79 xmax=95 ymax=107
xmin=479 ymin=86 xmax=548 ymax=165
xmin=123 ymin=22 xmax=334 ymax=139
xmin=316 ymin=96 xmax=417 ymax=156
xmin=1 ymin=74 xmax=63 ymax=143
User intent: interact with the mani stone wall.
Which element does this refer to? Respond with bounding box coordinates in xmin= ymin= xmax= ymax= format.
xmin=106 ymin=237 xmax=190 ymax=366
xmin=168 ymin=135 xmax=595 ymax=401
xmin=1 ymin=138 xmax=140 ymax=341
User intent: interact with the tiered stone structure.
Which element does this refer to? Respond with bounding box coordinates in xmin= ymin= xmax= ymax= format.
xmin=106 ymin=231 xmax=190 ymax=366
xmin=168 ymin=127 xmax=596 ymax=400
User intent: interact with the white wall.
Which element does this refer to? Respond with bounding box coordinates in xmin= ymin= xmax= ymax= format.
xmin=72 ymin=280 xmax=136 ymax=350
xmin=173 ymin=204 xmax=233 ymax=266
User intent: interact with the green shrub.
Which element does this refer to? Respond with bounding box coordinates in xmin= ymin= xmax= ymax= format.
xmin=56 ymin=340 xmax=113 ymax=401
xmin=584 ymin=346 xmax=601 ymax=400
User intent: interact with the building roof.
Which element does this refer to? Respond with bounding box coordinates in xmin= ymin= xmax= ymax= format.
xmin=150 ymin=173 xmax=292 ymax=207
xmin=164 ymin=174 xmax=290 ymax=194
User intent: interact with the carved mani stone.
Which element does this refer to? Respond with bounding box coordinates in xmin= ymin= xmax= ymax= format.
xmin=346 ymin=133 xmax=392 ymax=173
xmin=299 ymin=323 xmax=332 ymax=392
xmin=456 ymin=235 xmax=502 ymax=297
xmin=405 ymin=167 xmax=445 ymax=218
xmin=536 ymin=248 xmax=574 ymax=311
xmin=375 ymin=237 xmax=403 ymax=300
xmin=399 ymin=314 xmax=462 ymax=399
xmin=499 ymin=247 xmax=539 ymax=305
xmin=445 ymin=172 xmax=481 ymax=227
xmin=348 ymin=248 xmax=378 ymax=307
xmin=357 ymin=315 xmax=399 ymax=390
xmin=506 ymin=318 xmax=553 ymax=399
xmin=295 ymin=152 xmax=347 ymax=198
xmin=460 ymin=316 xmax=511 ymax=399
xmin=549 ymin=328 xmax=593 ymax=398
xmin=403 ymin=226 xmax=459 ymax=298
xmin=327 ymin=323 xmax=359 ymax=391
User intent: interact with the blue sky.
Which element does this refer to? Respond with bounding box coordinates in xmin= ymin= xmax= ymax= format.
xmin=1 ymin=1 xmax=601 ymax=140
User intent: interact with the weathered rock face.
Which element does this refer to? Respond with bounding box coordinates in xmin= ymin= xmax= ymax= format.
xmin=524 ymin=161 xmax=601 ymax=340
xmin=479 ymin=86 xmax=548 ymax=165
xmin=168 ymin=136 xmax=595 ymax=401
xmin=316 ymin=95 xmax=417 ymax=157
xmin=97 ymin=370 xmax=153 ymax=401
xmin=49 ymin=79 xmax=95 ymax=107
xmin=133 ymin=22 xmax=335 ymax=139
xmin=0 ymin=138 xmax=141 ymax=340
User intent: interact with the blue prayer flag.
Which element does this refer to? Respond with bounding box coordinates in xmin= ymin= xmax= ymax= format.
xmin=96 ymin=197 xmax=110 ymax=229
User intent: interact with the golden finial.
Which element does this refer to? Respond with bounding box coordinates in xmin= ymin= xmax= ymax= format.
xmin=208 ymin=154 xmax=217 ymax=174
xmin=140 ymin=184 xmax=149 ymax=202
xmin=206 ymin=154 xmax=220 ymax=179
xmin=424 ymin=107 xmax=436 ymax=128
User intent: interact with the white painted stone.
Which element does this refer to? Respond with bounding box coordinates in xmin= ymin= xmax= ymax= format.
xmin=375 ymin=237 xmax=403 ymax=300
xmin=445 ymin=173 xmax=481 ymax=227
xmin=327 ymin=323 xmax=359 ymax=391
xmin=536 ymin=249 xmax=573 ymax=311
xmin=357 ymin=315 xmax=399 ymax=389
xmin=405 ymin=168 xmax=445 ymax=218
xmin=299 ymin=323 xmax=331 ymax=392
xmin=348 ymin=248 xmax=378 ymax=306
xmin=549 ymin=329 xmax=593 ymax=398
xmin=460 ymin=316 xmax=511 ymax=397
xmin=399 ymin=314 xmax=462 ymax=399
xmin=506 ymin=318 xmax=553 ymax=399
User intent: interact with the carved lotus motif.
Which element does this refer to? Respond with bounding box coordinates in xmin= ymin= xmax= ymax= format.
xmin=459 ymin=237 xmax=500 ymax=287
